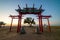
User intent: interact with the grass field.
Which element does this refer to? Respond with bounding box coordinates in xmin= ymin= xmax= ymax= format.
xmin=0 ymin=26 xmax=60 ymax=40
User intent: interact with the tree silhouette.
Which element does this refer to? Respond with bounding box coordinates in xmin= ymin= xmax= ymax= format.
xmin=24 ymin=17 xmax=35 ymax=27
xmin=0 ymin=21 xmax=6 ymax=28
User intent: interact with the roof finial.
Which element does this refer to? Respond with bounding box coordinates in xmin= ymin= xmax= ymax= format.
xmin=26 ymin=4 xmax=28 ymax=8
xmin=33 ymin=4 xmax=34 ymax=8
xmin=18 ymin=4 xmax=21 ymax=9
xmin=39 ymin=5 xmax=42 ymax=9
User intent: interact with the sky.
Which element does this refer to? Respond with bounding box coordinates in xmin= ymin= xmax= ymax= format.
xmin=0 ymin=0 xmax=60 ymax=26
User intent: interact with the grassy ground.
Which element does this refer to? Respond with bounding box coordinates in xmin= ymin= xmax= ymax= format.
xmin=0 ymin=26 xmax=60 ymax=40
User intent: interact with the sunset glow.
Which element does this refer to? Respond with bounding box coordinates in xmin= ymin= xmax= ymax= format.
xmin=0 ymin=0 xmax=60 ymax=26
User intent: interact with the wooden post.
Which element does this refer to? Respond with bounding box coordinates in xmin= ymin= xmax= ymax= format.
xmin=10 ymin=18 xmax=13 ymax=32
xmin=39 ymin=15 xmax=43 ymax=32
xmin=39 ymin=16 xmax=41 ymax=32
xmin=17 ymin=18 xmax=20 ymax=32
xmin=17 ymin=13 xmax=22 ymax=33
xmin=40 ymin=16 xmax=43 ymax=32
xmin=47 ymin=18 xmax=51 ymax=32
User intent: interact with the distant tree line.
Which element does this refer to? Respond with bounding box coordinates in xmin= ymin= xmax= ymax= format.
xmin=0 ymin=21 xmax=6 ymax=28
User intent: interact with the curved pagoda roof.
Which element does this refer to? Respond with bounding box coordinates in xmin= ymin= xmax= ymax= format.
xmin=15 ymin=5 xmax=44 ymax=14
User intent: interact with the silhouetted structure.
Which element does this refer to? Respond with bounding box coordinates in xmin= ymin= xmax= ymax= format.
xmin=9 ymin=4 xmax=51 ymax=33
